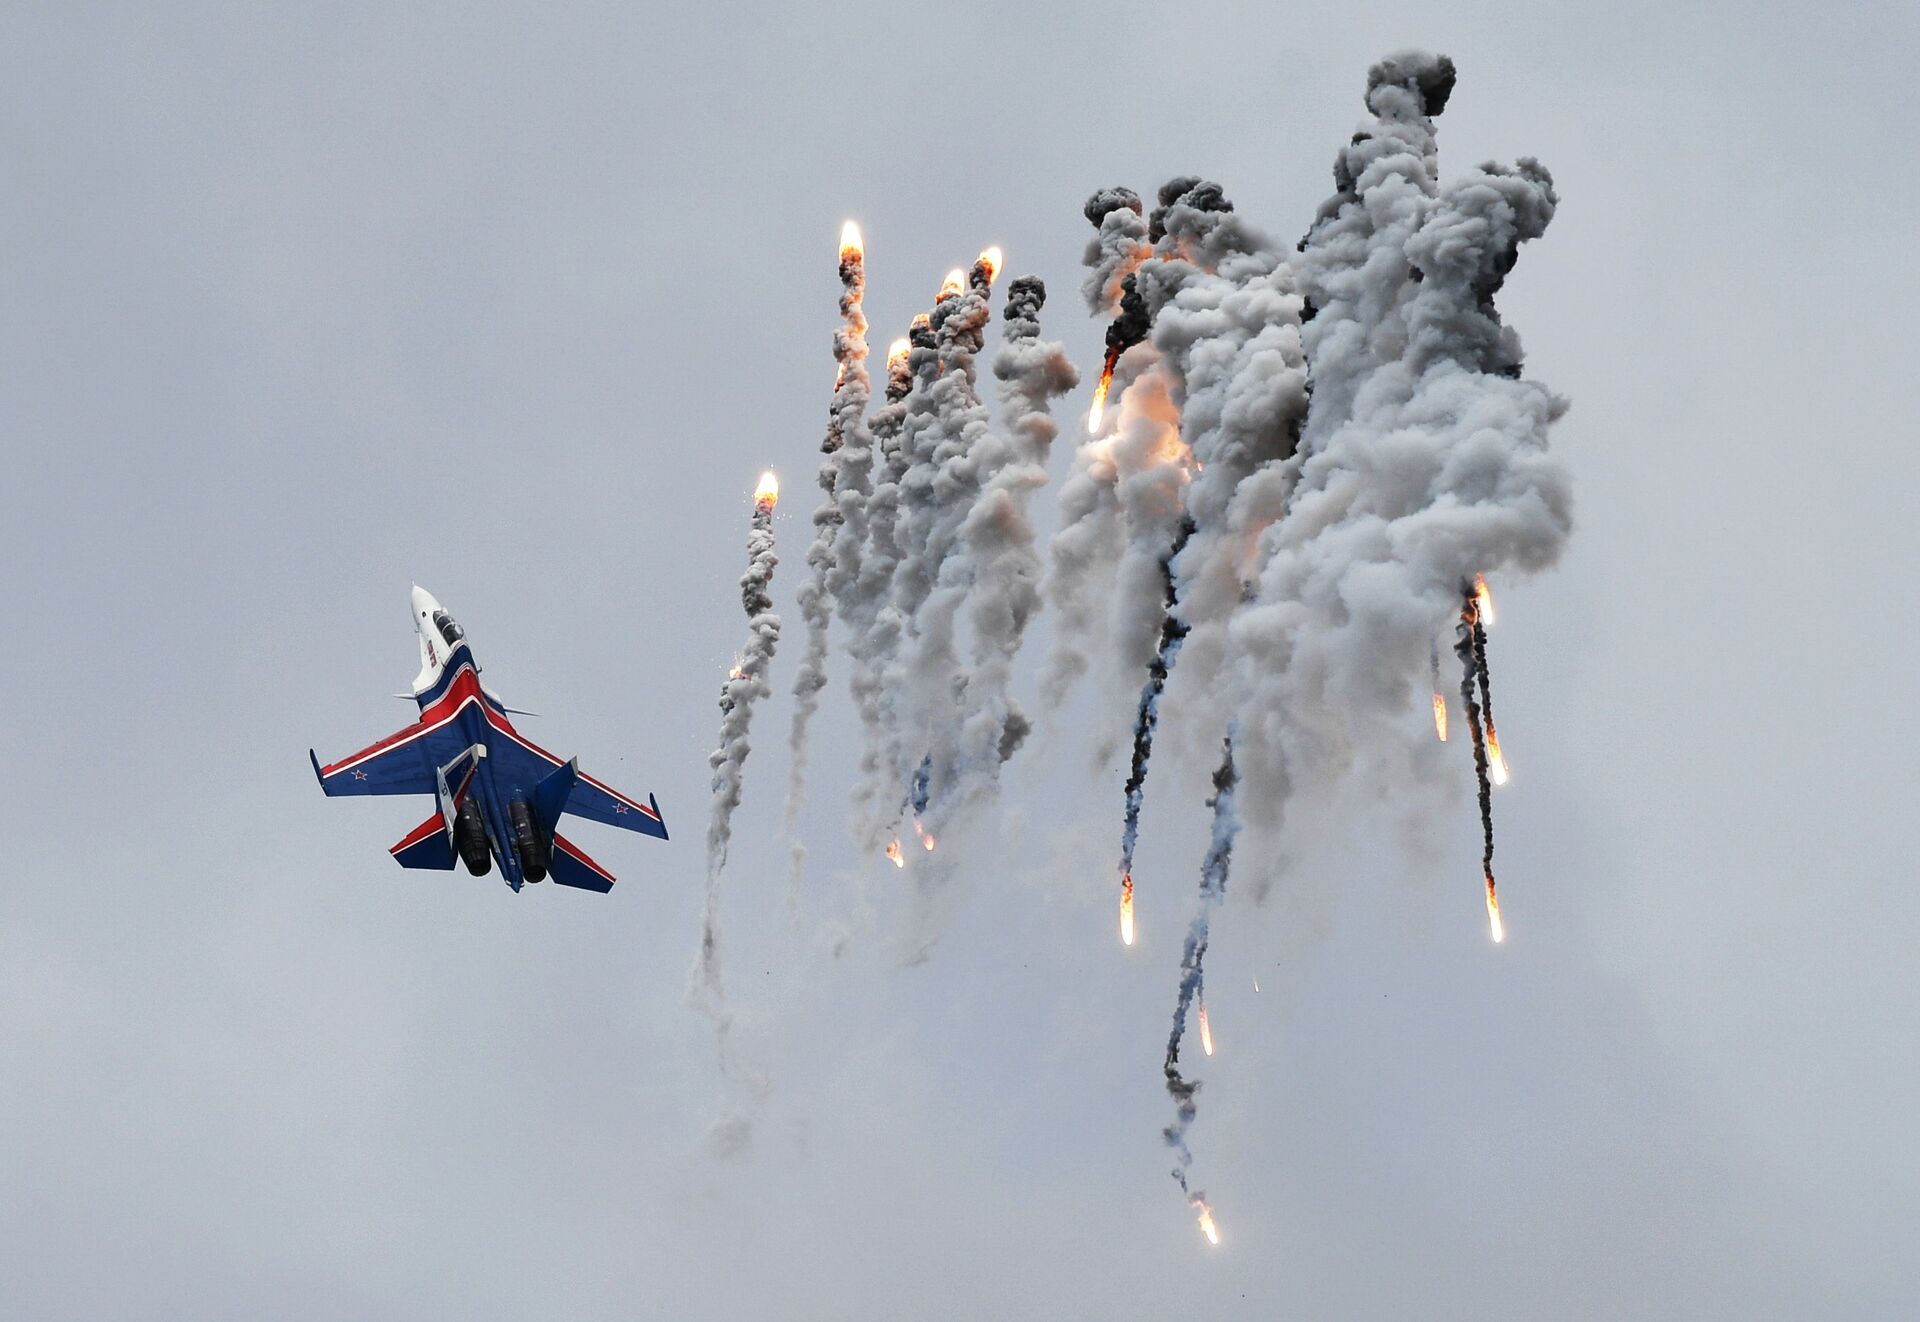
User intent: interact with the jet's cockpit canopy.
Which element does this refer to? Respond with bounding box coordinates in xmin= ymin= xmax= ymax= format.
xmin=432 ymin=611 xmax=465 ymax=647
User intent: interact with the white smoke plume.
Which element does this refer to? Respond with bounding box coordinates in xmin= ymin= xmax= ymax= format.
xmin=1226 ymin=64 xmax=1569 ymax=901
xmin=785 ymin=225 xmax=870 ymax=901
xmin=691 ymin=476 xmax=782 ymax=1150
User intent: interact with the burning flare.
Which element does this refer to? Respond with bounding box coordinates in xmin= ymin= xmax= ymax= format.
xmin=885 ymin=837 xmax=904 ymax=869
xmin=1485 ymin=872 xmax=1505 ymax=943
xmin=1431 ymin=690 xmax=1449 ymax=742
xmin=839 ymin=219 xmax=864 ymax=261
xmin=913 ymin=819 xmax=936 ymax=851
xmin=886 ymin=336 xmax=910 ymax=368
xmin=1192 ymin=1197 xmax=1221 ymax=1246
xmin=1474 ymin=572 xmax=1496 ymax=627
xmin=754 ymin=470 xmax=780 ymax=509
xmin=1120 ymin=872 xmax=1136 ymax=946
xmin=938 ymin=268 xmax=966 ymax=301
xmin=976 ymin=245 xmax=1003 ymax=284
xmin=1197 ymin=999 xmax=1214 ymax=1057
xmin=1486 ymin=726 xmax=1509 ymax=785
xmin=1087 ymin=352 xmax=1117 ymax=431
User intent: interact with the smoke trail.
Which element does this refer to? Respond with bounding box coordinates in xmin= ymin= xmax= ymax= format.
xmin=1116 ymin=516 xmax=1194 ymax=905
xmin=1454 ymin=587 xmax=1501 ymax=940
xmin=692 ymin=473 xmax=782 ymax=1151
xmin=1163 ymin=738 xmax=1239 ymax=1199
xmin=785 ymin=224 xmax=870 ymax=901
xmin=1469 ymin=586 xmax=1506 ymax=784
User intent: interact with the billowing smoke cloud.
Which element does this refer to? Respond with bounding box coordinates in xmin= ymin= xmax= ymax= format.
xmin=690 ymin=475 xmax=781 ymax=1152
xmin=785 ymin=226 xmax=870 ymax=902
xmin=1224 ymin=59 xmax=1568 ymax=898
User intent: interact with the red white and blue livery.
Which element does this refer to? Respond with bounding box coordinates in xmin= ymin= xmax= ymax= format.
xmin=310 ymin=587 xmax=667 ymax=893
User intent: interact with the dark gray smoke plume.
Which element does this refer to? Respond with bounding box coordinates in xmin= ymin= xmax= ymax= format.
xmin=1455 ymin=589 xmax=1497 ymax=923
xmin=1162 ymin=739 xmax=1239 ymax=1200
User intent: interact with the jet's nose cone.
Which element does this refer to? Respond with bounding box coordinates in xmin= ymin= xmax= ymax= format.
xmin=411 ymin=585 xmax=442 ymax=619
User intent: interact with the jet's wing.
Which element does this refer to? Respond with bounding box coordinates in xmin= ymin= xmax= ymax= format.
xmin=480 ymin=721 xmax=669 ymax=841
xmin=311 ymin=720 xmax=469 ymax=797
xmin=566 ymin=770 xmax=669 ymax=840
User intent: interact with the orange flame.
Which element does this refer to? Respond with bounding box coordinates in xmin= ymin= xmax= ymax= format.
xmin=1088 ymin=366 xmax=1113 ymax=431
xmin=1474 ymin=572 xmax=1496 ymax=627
xmin=754 ymin=470 xmax=779 ymax=508
xmin=1485 ymin=873 xmax=1505 ymax=944
xmin=885 ymin=838 xmax=904 ymax=868
xmin=1119 ymin=873 xmax=1135 ymax=947
xmin=727 ymin=661 xmax=744 ymax=681
xmin=938 ymin=268 xmax=966 ymax=301
xmin=886 ymin=337 xmax=910 ymax=367
xmin=911 ymin=312 xmax=931 ymax=332
xmin=1432 ymin=691 xmax=1449 ymax=742
xmin=1486 ymin=725 xmax=1509 ymax=785
xmin=1198 ymin=999 xmax=1214 ymax=1057
xmin=913 ymin=819 xmax=936 ymax=852
xmin=1192 ymin=1197 xmax=1220 ymax=1245
xmin=977 ymin=245 xmax=1003 ymax=285
xmin=839 ymin=219 xmax=864 ymax=262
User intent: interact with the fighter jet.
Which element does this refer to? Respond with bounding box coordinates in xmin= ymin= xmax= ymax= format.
xmin=310 ymin=586 xmax=667 ymax=893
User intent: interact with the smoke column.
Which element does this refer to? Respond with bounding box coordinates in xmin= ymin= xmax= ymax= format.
xmin=691 ymin=473 xmax=781 ymax=1149
xmin=922 ymin=274 xmax=1078 ymax=826
xmin=871 ymin=251 xmax=1001 ymax=843
xmin=1162 ymin=738 xmax=1239 ymax=1215
xmin=785 ymin=223 xmax=870 ymax=901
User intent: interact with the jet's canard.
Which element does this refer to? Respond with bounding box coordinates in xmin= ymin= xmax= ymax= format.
xmin=310 ymin=587 xmax=667 ymax=893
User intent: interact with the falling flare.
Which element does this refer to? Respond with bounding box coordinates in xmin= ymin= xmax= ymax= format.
xmin=1486 ymin=726 xmax=1510 ymax=785
xmin=1120 ymin=872 xmax=1136 ymax=947
xmin=938 ymin=268 xmax=966 ymax=301
xmin=885 ymin=837 xmax=904 ymax=869
xmin=1192 ymin=1197 xmax=1221 ymax=1246
xmin=886 ymin=337 xmax=910 ymax=368
xmin=1474 ymin=572 xmax=1497 ymax=627
xmin=976 ymin=245 xmax=1003 ymax=284
xmin=1197 ymin=1000 xmax=1214 ymax=1057
xmin=754 ymin=470 xmax=780 ymax=509
xmin=839 ymin=219 xmax=864 ymax=261
xmin=1485 ymin=872 xmax=1505 ymax=944
xmin=1432 ymin=690 xmax=1449 ymax=742
xmin=913 ymin=819 xmax=936 ymax=851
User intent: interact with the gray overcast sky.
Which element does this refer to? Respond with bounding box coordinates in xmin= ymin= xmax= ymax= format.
xmin=2 ymin=3 xmax=1914 ymax=1318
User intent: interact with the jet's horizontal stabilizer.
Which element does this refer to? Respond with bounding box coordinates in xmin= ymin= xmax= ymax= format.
xmin=390 ymin=814 xmax=457 ymax=870
xmin=548 ymin=832 xmax=615 ymax=892
xmin=532 ymin=759 xmax=578 ymax=839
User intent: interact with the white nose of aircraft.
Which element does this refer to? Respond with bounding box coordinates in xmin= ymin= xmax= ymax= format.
xmin=411 ymin=584 xmax=443 ymax=626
